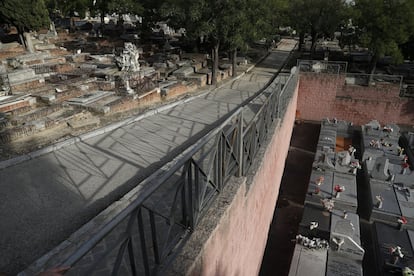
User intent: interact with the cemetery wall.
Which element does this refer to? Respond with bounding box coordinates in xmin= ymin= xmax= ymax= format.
xmin=297 ymin=72 xmax=414 ymax=125
xmin=169 ymin=82 xmax=298 ymax=276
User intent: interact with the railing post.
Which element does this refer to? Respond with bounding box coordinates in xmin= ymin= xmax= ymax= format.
xmin=237 ymin=111 xmax=243 ymax=177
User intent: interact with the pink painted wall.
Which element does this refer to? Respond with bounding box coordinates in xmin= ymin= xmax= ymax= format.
xmin=185 ymin=83 xmax=298 ymax=276
xmin=297 ymin=72 xmax=414 ymax=125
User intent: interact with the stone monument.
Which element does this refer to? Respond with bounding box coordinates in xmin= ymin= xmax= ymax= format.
xmin=115 ymin=42 xmax=141 ymax=94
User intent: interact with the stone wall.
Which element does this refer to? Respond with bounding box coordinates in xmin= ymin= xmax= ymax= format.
xmin=297 ymin=72 xmax=414 ymax=125
xmin=169 ymin=83 xmax=298 ymax=276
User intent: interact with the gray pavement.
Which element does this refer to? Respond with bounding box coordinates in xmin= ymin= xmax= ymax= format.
xmin=0 ymin=41 xmax=295 ymax=275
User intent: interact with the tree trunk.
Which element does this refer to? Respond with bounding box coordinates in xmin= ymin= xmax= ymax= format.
xmin=368 ymin=54 xmax=379 ymax=84
xmin=310 ymin=28 xmax=317 ymax=55
xmin=231 ymin=49 xmax=237 ymax=77
xmin=299 ymin=32 xmax=305 ymax=51
xmin=211 ymin=42 xmax=219 ymax=86
xmin=23 ymin=32 xmax=34 ymax=53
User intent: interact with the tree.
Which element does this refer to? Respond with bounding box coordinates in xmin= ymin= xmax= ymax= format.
xmin=163 ymin=0 xmax=280 ymax=84
xmin=288 ymin=0 xmax=347 ymax=52
xmin=0 ymin=0 xmax=50 ymax=49
xmin=46 ymin=0 xmax=89 ymax=18
xmin=89 ymin=0 xmax=109 ymax=26
xmin=107 ymin=0 xmax=143 ymax=25
xmin=353 ymin=0 xmax=414 ymax=74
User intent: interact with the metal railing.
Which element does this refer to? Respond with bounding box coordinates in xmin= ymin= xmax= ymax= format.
xmin=400 ymin=85 xmax=414 ymax=98
xmin=23 ymin=70 xmax=298 ymax=276
xmin=345 ymin=73 xmax=403 ymax=87
xmin=297 ymin=60 xmax=348 ymax=74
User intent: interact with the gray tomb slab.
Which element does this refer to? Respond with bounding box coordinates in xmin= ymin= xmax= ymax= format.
xmin=330 ymin=210 xmax=364 ymax=261
xmin=370 ymin=179 xmax=402 ymax=222
xmin=305 ymin=170 xmax=334 ymax=206
xmin=318 ymin=129 xmax=337 ymax=151
xmin=395 ymin=185 xmax=414 ymax=225
xmin=288 ymin=244 xmax=328 ymax=276
xmin=334 ymin=152 xmax=359 ymax=175
xmin=406 ymin=230 xmax=414 ymax=253
xmin=335 ymin=121 xmax=353 ymax=138
xmin=394 ymin=173 xmax=414 ymax=187
xmin=172 ymin=66 xmax=194 ymax=77
xmin=299 ymin=204 xmax=331 ymax=241
xmin=362 ymin=147 xmax=386 ymax=163
xmin=326 ymin=252 xmax=363 ymax=276
xmin=374 ymin=222 xmax=414 ymax=274
xmin=332 ymin=173 xmax=358 ymax=213
xmin=371 ymin=157 xmax=392 ymax=181
xmin=331 ymin=210 xmax=361 ymax=245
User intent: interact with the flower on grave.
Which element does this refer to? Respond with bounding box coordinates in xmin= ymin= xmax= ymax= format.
xmin=314 ymin=187 xmax=321 ymax=194
xmin=316 ymin=176 xmax=324 ymax=186
xmin=334 ymin=185 xmax=345 ymax=193
xmin=383 ymin=126 xmax=394 ymax=133
xmin=398 ymin=216 xmax=408 ymax=225
xmin=321 ymin=198 xmax=334 ymax=212
xmin=402 ymin=162 xmax=410 ymax=169
xmin=390 ymin=246 xmax=404 ymax=259
xmin=350 ymin=160 xmax=361 ymax=169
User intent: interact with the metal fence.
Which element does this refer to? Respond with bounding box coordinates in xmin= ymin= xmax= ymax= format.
xmin=21 ymin=70 xmax=298 ymax=276
xmin=345 ymin=73 xmax=403 ymax=87
xmin=400 ymin=85 xmax=414 ymax=98
xmin=297 ymin=60 xmax=348 ymax=74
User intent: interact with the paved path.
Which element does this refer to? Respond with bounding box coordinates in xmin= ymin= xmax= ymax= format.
xmin=0 ymin=39 xmax=296 ymax=275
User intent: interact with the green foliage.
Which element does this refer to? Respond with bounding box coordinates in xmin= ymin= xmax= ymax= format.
xmin=107 ymin=0 xmax=143 ymax=17
xmin=46 ymin=0 xmax=89 ymax=18
xmin=353 ymin=0 xmax=414 ymax=64
xmin=0 ymin=0 xmax=50 ymax=33
xmin=288 ymin=0 xmax=347 ymax=49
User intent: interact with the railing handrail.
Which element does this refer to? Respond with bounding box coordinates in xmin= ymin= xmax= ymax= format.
xmin=21 ymin=59 xmax=299 ymax=276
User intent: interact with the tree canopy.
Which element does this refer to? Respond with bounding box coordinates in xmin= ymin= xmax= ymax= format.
xmin=288 ymin=0 xmax=347 ymax=51
xmin=353 ymin=0 xmax=414 ymax=72
xmin=0 ymin=0 xmax=50 ymax=34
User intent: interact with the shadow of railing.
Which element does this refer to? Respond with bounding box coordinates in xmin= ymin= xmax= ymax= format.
xmin=19 ymin=70 xmax=299 ymax=276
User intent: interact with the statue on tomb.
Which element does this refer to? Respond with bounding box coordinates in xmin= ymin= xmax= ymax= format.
xmin=375 ymin=195 xmax=384 ymax=209
xmin=115 ymin=42 xmax=140 ymax=72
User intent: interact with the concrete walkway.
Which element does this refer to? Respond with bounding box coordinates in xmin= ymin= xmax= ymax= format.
xmin=0 ymin=39 xmax=296 ymax=275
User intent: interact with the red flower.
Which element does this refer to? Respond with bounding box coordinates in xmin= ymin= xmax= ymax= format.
xmin=334 ymin=185 xmax=344 ymax=192
xmin=399 ymin=216 xmax=408 ymax=224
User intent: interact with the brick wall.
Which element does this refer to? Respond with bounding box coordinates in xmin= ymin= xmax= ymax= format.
xmin=11 ymin=79 xmax=45 ymax=92
xmin=297 ymin=72 xmax=414 ymax=125
xmin=0 ymin=100 xmax=31 ymax=113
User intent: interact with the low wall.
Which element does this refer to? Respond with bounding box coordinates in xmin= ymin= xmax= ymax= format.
xmin=169 ymin=83 xmax=298 ymax=276
xmin=297 ymin=72 xmax=414 ymax=125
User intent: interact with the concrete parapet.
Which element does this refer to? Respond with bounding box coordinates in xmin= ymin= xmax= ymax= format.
xmin=168 ymin=82 xmax=298 ymax=276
